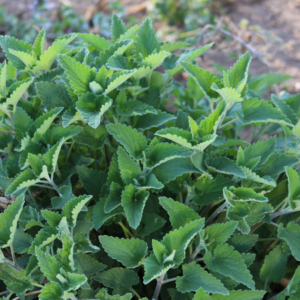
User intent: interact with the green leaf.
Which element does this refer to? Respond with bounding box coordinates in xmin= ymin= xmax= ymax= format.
xmin=51 ymin=185 xmax=74 ymax=209
xmin=36 ymin=82 xmax=74 ymax=110
xmin=226 ymin=52 xmax=251 ymax=88
xmin=107 ymin=124 xmax=147 ymax=159
xmin=278 ymin=222 xmax=300 ymax=261
xmin=33 ymin=33 xmax=77 ymax=72
xmin=58 ymin=54 xmax=95 ymax=95
xmin=43 ymin=138 xmax=65 ymax=174
xmin=260 ymin=245 xmax=287 ymax=282
xmin=207 ymin=157 xmax=246 ymax=178
xmin=285 ymin=166 xmax=300 ymax=209
xmin=75 ymin=252 xmax=106 ymax=276
xmin=258 ymin=153 xmax=298 ymax=178
xmin=136 ymin=213 xmax=166 ymax=236
xmin=134 ymin=110 xmax=175 ymax=130
xmin=39 ymin=282 xmax=63 ymax=300
xmin=104 ymin=71 xmax=136 ymax=95
xmin=121 ymin=184 xmax=149 ymax=229
xmin=204 ymin=243 xmax=255 ymax=289
xmin=30 ymin=107 xmax=63 ymax=142
xmin=161 ymin=41 xmax=190 ymax=52
xmin=204 ymin=221 xmax=238 ymax=250
xmin=0 ymin=36 xmax=32 ymax=69
xmin=176 ymin=262 xmax=228 ymax=295
xmin=227 ymin=234 xmax=258 ymax=252
xmin=77 ymin=32 xmax=111 ymax=51
xmin=35 ymin=246 xmax=62 ymax=284
xmin=193 ymin=288 xmax=212 ymax=300
xmin=28 ymin=226 xmax=59 ymax=254
xmin=141 ymin=50 xmax=170 ymax=69
xmin=272 ymin=94 xmax=298 ymax=125
xmin=12 ymin=229 xmax=33 ymax=254
xmin=100 ymin=236 xmax=148 ymax=268
xmin=237 ymin=97 xmax=294 ymax=127
xmin=155 ymin=127 xmax=192 ymax=148
xmin=223 ymin=186 xmax=268 ymax=204
xmin=62 ymin=195 xmax=92 ymax=227
xmin=77 ymin=93 xmax=112 ymax=128
xmin=96 ymin=288 xmax=132 ymax=300
xmin=211 ymin=290 xmax=266 ymax=300
xmin=181 ymin=62 xmax=219 ymax=100
xmin=152 ymin=158 xmax=199 ymax=184
xmin=168 ymin=289 xmax=194 ymax=300
xmin=0 ymin=62 xmax=6 ymax=98
xmin=94 ymin=267 xmax=139 ymax=295
xmin=73 ymin=125 xmax=107 ymax=149
xmin=32 ymin=28 xmax=45 ymax=58
xmin=162 ymin=219 xmax=205 ymax=265
xmin=146 ymin=142 xmax=192 ymax=168
xmin=41 ymin=210 xmax=62 ymax=227
xmin=77 ymin=166 xmax=106 ymax=200
xmin=8 ymin=49 xmax=36 ymax=68
xmin=237 ymin=136 xmax=276 ymax=168
xmin=111 ymin=15 xmax=127 ymax=43
xmin=6 ymin=169 xmax=39 ymax=196
xmin=0 ymin=263 xmax=33 ymax=294
xmin=93 ymin=197 xmax=123 ymax=230
xmin=116 ymin=100 xmax=157 ymax=117
xmin=14 ymin=107 xmax=32 ymax=140
xmin=0 ymin=195 xmax=24 ymax=248
xmin=118 ymin=147 xmax=142 ymax=185
xmin=211 ymin=85 xmax=243 ymax=105
xmin=159 ymin=196 xmax=200 ymax=229
xmin=6 ymin=77 xmax=34 ymax=107
xmin=134 ymin=17 xmax=160 ymax=61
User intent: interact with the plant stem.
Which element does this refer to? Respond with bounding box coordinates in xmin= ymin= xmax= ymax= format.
xmin=12 ymin=290 xmax=41 ymax=300
xmin=162 ymin=278 xmax=176 ymax=284
xmin=258 ymin=238 xmax=280 ymax=242
xmin=219 ymin=118 xmax=238 ymax=130
xmin=118 ymin=221 xmax=134 ymax=238
xmin=271 ymin=222 xmax=279 ymax=228
xmin=10 ymin=245 xmax=16 ymax=267
xmin=131 ymin=288 xmax=141 ymax=299
xmin=66 ymin=140 xmax=74 ymax=162
xmin=205 ymin=201 xmax=227 ymax=227
xmin=153 ymin=273 xmax=165 ymax=300
xmin=0 ymin=290 xmax=9 ymax=296
xmin=31 ymin=282 xmax=44 ymax=288
xmin=27 ymin=188 xmax=39 ymax=210
xmin=271 ymin=208 xmax=300 ymax=219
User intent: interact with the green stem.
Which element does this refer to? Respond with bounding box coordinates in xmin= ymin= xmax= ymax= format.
xmin=205 ymin=201 xmax=227 ymax=226
xmin=118 ymin=221 xmax=134 ymax=238
xmin=32 ymin=282 xmax=44 ymax=288
xmin=10 ymin=245 xmax=16 ymax=267
xmin=153 ymin=273 xmax=166 ymax=300
xmin=131 ymin=288 xmax=141 ymax=299
xmin=27 ymin=188 xmax=39 ymax=210
xmin=66 ymin=140 xmax=74 ymax=162
xmin=258 ymin=238 xmax=280 ymax=242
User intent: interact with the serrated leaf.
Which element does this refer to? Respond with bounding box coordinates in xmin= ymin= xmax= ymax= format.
xmin=51 ymin=185 xmax=74 ymax=209
xmin=156 ymin=127 xmax=193 ymax=148
xmin=8 ymin=49 xmax=36 ymax=68
xmin=75 ymin=252 xmax=107 ymax=276
xmin=241 ymin=166 xmax=276 ymax=187
xmin=12 ymin=229 xmax=33 ymax=254
xmin=0 ymin=195 xmax=24 ymax=248
xmin=181 ymin=62 xmax=219 ymax=100
xmin=136 ymin=213 xmax=166 ymax=236
xmin=146 ymin=142 xmax=192 ymax=168
xmin=94 ymin=267 xmax=139 ymax=295
xmin=36 ymin=82 xmax=74 ymax=110
xmin=134 ymin=110 xmax=175 ymax=129
xmin=77 ymin=32 xmax=111 ymax=51
xmin=285 ymin=166 xmax=300 ymax=209
xmin=159 ymin=197 xmax=200 ymax=229
xmin=76 ymin=92 xmax=112 ymax=128
xmin=100 ymin=236 xmax=148 ymax=268
xmin=121 ymin=184 xmax=149 ymax=229
xmin=32 ymin=27 xmax=45 ymax=58
xmin=35 ymin=246 xmax=62 ymax=284
xmin=41 ymin=210 xmax=62 ymax=227
xmin=176 ymin=262 xmax=228 ymax=295
xmin=33 ymin=33 xmax=77 ymax=72
xmin=107 ymin=124 xmax=147 ymax=160
xmin=111 ymin=15 xmax=127 ymax=43
xmin=58 ymin=54 xmax=95 ymax=95
xmin=260 ymin=245 xmax=287 ymax=282
xmin=93 ymin=198 xmax=123 ymax=230
xmin=211 ymin=85 xmax=243 ymax=105
xmin=227 ymin=52 xmax=251 ymax=88
xmin=207 ymin=157 xmax=246 ymax=178
xmin=6 ymin=169 xmax=39 ymax=196
xmin=73 ymin=125 xmax=107 ymax=149
xmin=28 ymin=226 xmax=58 ymax=254
xmin=96 ymin=288 xmax=132 ymax=300
xmin=237 ymin=97 xmax=294 ymax=127
xmin=14 ymin=107 xmax=33 ymax=140
xmin=43 ymin=138 xmax=64 ymax=174
xmin=0 ymin=263 xmax=33 ymax=294
xmin=272 ymin=94 xmax=298 ymax=125
xmin=211 ymin=290 xmax=265 ymax=300
xmin=134 ymin=17 xmax=160 ymax=61
xmin=278 ymin=222 xmax=300 ymax=261
xmin=39 ymin=282 xmax=63 ymax=300
xmin=0 ymin=36 xmax=32 ymax=69
xmin=6 ymin=77 xmax=34 ymax=108
xmin=104 ymin=71 xmax=136 ymax=95
xmin=224 ymin=186 xmax=268 ymax=204
xmin=153 ymin=157 xmax=199 ymax=184
xmin=141 ymin=50 xmax=170 ymax=69
xmin=204 ymin=243 xmax=255 ymax=289
xmin=161 ymin=41 xmax=190 ymax=52
xmin=204 ymin=221 xmax=238 ymax=250
xmin=62 ymin=195 xmax=92 ymax=227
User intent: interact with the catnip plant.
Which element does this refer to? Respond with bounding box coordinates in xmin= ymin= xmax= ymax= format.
xmin=0 ymin=15 xmax=299 ymax=300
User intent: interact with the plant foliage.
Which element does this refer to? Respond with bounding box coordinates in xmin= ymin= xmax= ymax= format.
xmin=0 ymin=15 xmax=299 ymax=300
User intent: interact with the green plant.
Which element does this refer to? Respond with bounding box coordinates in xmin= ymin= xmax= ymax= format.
xmin=0 ymin=15 xmax=300 ymax=300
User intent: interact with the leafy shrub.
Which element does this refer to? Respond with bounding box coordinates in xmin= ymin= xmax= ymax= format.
xmin=0 ymin=15 xmax=300 ymax=300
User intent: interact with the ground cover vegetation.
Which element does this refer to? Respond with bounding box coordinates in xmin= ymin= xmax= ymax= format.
xmin=0 ymin=15 xmax=299 ymax=300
